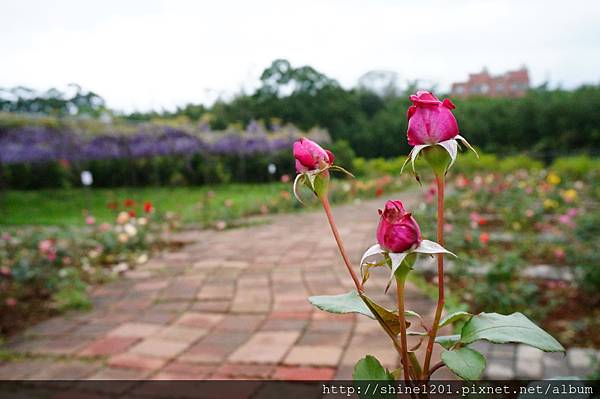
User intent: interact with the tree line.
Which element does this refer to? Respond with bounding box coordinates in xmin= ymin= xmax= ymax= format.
xmin=2 ymin=59 xmax=600 ymax=159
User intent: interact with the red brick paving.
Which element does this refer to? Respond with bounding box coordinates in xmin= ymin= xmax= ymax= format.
xmin=0 ymin=193 xmax=445 ymax=380
xmin=272 ymin=366 xmax=337 ymax=380
xmin=79 ymin=336 xmax=140 ymax=356
xmin=107 ymin=353 xmax=168 ymax=370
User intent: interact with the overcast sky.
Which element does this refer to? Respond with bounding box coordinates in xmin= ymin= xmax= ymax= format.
xmin=1 ymin=0 xmax=599 ymax=112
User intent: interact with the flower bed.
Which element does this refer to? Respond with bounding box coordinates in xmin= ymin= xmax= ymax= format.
xmin=0 ymin=201 xmax=177 ymax=336
xmin=413 ymin=167 xmax=600 ymax=348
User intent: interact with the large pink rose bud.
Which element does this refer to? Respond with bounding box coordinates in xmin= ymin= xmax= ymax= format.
xmin=293 ymin=137 xmax=335 ymax=173
xmin=407 ymin=91 xmax=459 ymax=146
xmin=376 ymin=200 xmax=422 ymax=253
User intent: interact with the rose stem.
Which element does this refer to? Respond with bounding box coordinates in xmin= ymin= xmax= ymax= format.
xmin=396 ymin=273 xmax=412 ymax=383
xmin=422 ymin=174 xmax=445 ymax=379
xmin=323 ymin=195 xmax=414 ymax=382
xmin=320 ymin=196 xmax=362 ymax=292
xmin=320 ymin=196 xmax=418 ymax=382
xmin=426 ymin=361 xmax=446 ymax=380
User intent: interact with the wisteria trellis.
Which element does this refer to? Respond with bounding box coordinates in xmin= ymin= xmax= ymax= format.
xmin=0 ymin=123 xmax=315 ymax=164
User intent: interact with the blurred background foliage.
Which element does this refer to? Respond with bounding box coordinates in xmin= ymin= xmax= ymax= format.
xmin=2 ymin=60 xmax=600 ymax=184
xmin=1 ymin=58 xmax=600 ymax=242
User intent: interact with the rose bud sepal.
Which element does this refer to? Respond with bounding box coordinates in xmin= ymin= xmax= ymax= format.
xmin=360 ymin=239 xmax=456 ymax=293
xmin=402 ymin=136 xmax=477 ymax=181
xmin=293 ymin=164 xmax=354 ymax=205
xmin=293 ymin=169 xmax=328 ymax=204
xmin=423 ymin=144 xmax=453 ymax=178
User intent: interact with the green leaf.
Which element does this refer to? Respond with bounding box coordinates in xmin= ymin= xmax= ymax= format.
xmin=439 ymin=311 xmax=472 ymax=328
xmin=309 ymin=291 xmax=374 ymax=319
xmin=353 ymin=355 xmax=394 ymax=380
xmin=408 ymin=351 xmax=422 ymax=378
xmin=354 ymin=356 xmax=396 ymax=399
xmin=308 ymin=292 xmax=411 ymax=337
xmin=390 ymin=368 xmax=403 ymax=380
xmin=360 ymin=294 xmax=407 ymax=336
xmin=441 ymin=347 xmax=486 ymax=380
xmin=436 ymin=334 xmax=461 ymax=349
xmin=460 ymin=312 xmax=565 ymax=352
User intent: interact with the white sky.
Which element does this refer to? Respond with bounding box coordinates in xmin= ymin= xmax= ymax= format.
xmin=1 ymin=0 xmax=599 ymax=112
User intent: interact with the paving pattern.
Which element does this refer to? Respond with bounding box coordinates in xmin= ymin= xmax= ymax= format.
xmin=0 ymin=194 xmax=597 ymax=382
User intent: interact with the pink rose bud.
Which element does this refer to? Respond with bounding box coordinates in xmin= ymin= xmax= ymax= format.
xmin=407 ymin=91 xmax=459 ymax=146
xmin=5 ymin=298 xmax=17 ymax=307
xmin=293 ymin=137 xmax=335 ymax=173
xmin=376 ymin=200 xmax=422 ymax=253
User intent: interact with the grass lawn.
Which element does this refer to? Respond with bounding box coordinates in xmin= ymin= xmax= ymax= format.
xmin=0 ymin=183 xmax=292 ymax=226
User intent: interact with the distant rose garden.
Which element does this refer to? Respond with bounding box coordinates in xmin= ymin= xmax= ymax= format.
xmin=0 ymin=88 xmax=599 ymax=381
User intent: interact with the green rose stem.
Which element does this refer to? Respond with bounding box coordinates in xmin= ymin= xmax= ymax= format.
xmin=319 ymin=194 xmax=363 ymax=292
xmin=422 ymin=172 xmax=446 ymax=379
xmin=395 ymin=265 xmax=412 ymax=383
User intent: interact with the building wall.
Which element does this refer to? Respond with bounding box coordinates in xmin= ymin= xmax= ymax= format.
xmin=451 ymin=67 xmax=530 ymax=98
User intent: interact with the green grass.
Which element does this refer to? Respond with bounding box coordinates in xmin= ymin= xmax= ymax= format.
xmin=0 ymin=183 xmax=291 ymax=226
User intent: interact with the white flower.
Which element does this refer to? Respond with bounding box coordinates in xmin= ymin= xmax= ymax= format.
xmin=124 ymin=224 xmax=137 ymax=237
xmin=113 ymin=262 xmax=129 ymax=273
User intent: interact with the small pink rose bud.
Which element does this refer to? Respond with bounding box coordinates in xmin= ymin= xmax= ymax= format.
xmin=376 ymin=200 xmax=422 ymax=253
xmin=407 ymin=91 xmax=459 ymax=146
xmin=293 ymin=137 xmax=335 ymax=173
xmin=5 ymin=298 xmax=17 ymax=307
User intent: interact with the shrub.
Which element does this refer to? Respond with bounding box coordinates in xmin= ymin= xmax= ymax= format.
xmin=569 ymin=210 xmax=600 ymax=293
xmin=551 ymin=155 xmax=600 ymax=179
xmin=498 ymin=154 xmax=543 ymax=172
xmin=328 ymin=140 xmax=356 ymax=171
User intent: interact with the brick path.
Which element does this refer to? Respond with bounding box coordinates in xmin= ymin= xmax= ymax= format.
xmin=0 ymin=194 xmax=596 ymax=381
